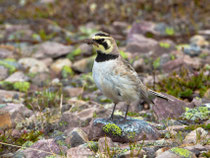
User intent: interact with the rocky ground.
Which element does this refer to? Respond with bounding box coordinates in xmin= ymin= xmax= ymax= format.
xmin=0 ymin=0 xmax=210 ymax=158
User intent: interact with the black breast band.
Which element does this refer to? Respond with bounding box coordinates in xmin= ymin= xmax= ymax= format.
xmin=95 ymin=51 xmax=119 ymax=62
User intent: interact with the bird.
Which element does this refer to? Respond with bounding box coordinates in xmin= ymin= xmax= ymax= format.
xmin=83 ymin=32 xmax=173 ymax=120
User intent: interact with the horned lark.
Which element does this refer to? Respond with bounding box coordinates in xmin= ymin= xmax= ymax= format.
xmin=83 ymin=32 xmax=172 ymax=120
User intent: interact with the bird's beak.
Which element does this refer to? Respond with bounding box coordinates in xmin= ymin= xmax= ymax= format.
xmin=82 ymin=39 xmax=94 ymax=45
xmin=82 ymin=39 xmax=98 ymax=46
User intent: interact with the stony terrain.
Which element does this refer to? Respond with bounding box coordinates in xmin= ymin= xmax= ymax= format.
xmin=0 ymin=0 xmax=209 ymax=158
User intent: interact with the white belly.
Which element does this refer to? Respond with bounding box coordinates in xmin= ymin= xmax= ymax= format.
xmin=92 ymin=60 xmax=139 ymax=103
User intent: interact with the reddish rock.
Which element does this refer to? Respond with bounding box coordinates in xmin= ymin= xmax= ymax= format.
xmin=98 ymin=137 xmax=114 ymax=153
xmin=16 ymin=139 xmax=65 ymax=158
xmin=0 ymin=103 xmax=32 ymax=129
xmin=67 ymin=146 xmax=95 ymax=158
xmin=153 ymin=94 xmax=195 ymax=120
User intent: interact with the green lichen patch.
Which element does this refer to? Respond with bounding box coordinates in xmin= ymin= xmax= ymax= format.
xmin=61 ymin=65 xmax=74 ymax=78
xmin=0 ymin=59 xmax=17 ymax=74
xmin=13 ymin=82 xmax=30 ymax=92
xmin=159 ymin=42 xmax=171 ymax=48
xmin=170 ymin=147 xmax=192 ymax=158
xmin=102 ymin=123 xmax=122 ymax=136
xmin=182 ymin=105 xmax=210 ymax=122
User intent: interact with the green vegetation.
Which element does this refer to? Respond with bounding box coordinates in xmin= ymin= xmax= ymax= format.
xmin=0 ymin=81 xmax=30 ymax=92
xmin=103 ymin=123 xmax=122 ymax=136
xmin=0 ymin=130 xmax=43 ymax=153
xmin=153 ymin=57 xmax=160 ymax=69
xmin=170 ymin=147 xmax=191 ymax=158
xmin=13 ymin=82 xmax=30 ymax=92
xmin=61 ymin=65 xmax=74 ymax=78
xmin=67 ymin=48 xmax=82 ymax=61
xmin=156 ymin=68 xmax=209 ymax=99
xmin=182 ymin=106 xmax=210 ymax=122
xmin=0 ymin=59 xmax=17 ymax=74
xmin=159 ymin=42 xmax=171 ymax=48
xmin=165 ymin=27 xmax=175 ymax=36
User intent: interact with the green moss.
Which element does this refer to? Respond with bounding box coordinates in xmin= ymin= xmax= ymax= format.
xmin=170 ymin=147 xmax=191 ymax=158
xmin=21 ymin=141 xmax=34 ymax=149
xmin=165 ymin=27 xmax=175 ymax=36
xmin=0 ymin=81 xmax=30 ymax=92
xmin=159 ymin=42 xmax=171 ymax=48
xmin=13 ymin=82 xmax=30 ymax=92
xmin=0 ymin=59 xmax=17 ymax=74
xmin=153 ymin=57 xmax=160 ymax=69
xmin=103 ymin=123 xmax=122 ymax=136
xmin=155 ymin=68 xmax=209 ymax=99
xmin=61 ymin=65 xmax=74 ymax=78
xmin=67 ymin=48 xmax=82 ymax=61
xmin=119 ymin=50 xmax=128 ymax=59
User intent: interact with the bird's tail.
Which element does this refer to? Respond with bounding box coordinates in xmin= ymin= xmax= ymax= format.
xmin=148 ymin=89 xmax=174 ymax=101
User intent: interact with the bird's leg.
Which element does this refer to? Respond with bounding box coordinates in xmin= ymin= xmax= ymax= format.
xmin=110 ymin=103 xmax=117 ymax=120
xmin=124 ymin=104 xmax=130 ymax=121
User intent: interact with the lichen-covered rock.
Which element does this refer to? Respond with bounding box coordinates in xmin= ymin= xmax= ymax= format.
xmin=156 ymin=147 xmax=196 ymax=158
xmin=181 ymin=104 xmax=210 ymax=123
xmin=0 ymin=59 xmax=18 ymax=74
xmin=66 ymin=127 xmax=89 ymax=147
xmin=0 ymin=90 xmax=24 ymax=103
xmin=88 ymin=116 xmax=160 ymax=143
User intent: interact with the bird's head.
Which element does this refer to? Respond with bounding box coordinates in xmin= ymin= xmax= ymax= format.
xmin=84 ymin=32 xmax=118 ymax=54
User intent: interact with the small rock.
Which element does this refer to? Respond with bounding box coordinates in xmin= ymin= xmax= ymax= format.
xmin=50 ymin=58 xmax=72 ymax=74
xmin=0 ymin=90 xmax=24 ymax=103
xmin=133 ymin=58 xmax=145 ymax=72
xmin=183 ymin=127 xmax=208 ymax=144
xmin=31 ymin=72 xmax=50 ymax=86
xmin=156 ymin=147 xmax=170 ymax=157
xmin=127 ymin=21 xmax=157 ymax=38
xmin=18 ymin=58 xmax=49 ymax=73
xmin=0 ymin=65 xmax=9 ymax=81
xmin=66 ymin=128 xmax=89 ymax=147
xmin=153 ymin=94 xmax=194 ymax=120
xmin=67 ymin=146 xmax=95 ymax=158
xmin=0 ymin=103 xmax=32 ymax=129
xmin=88 ymin=116 xmax=160 ymax=143
xmin=184 ymin=144 xmax=207 ymax=157
xmin=183 ymin=44 xmax=202 ymax=57
xmin=15 ymin=139 xmax=63 ymax=158
xmin=77 ymin=107 xmax=97 ymax=123
xmin=63 ymin=87 xmax=83 ymax=98
xmin=190 ymin=35 xmax=209 ymax=47
xmin=98 ymin=137 xmax=114 ymax=153
xmin=0 ymin=48 xmax=14 ymax=59
xmin=126 ymin=34 xmax=158 ymax=54
xmin=72 ymin=56 xmax=95 ymax=73
xmin=5 ymin=71 xmax=29 ymax=82
xmin=119 ymin=149 xmax=146 ymax=158
xmin=22 ymin=41 xmax=74 ymax=58
xmin=156 ymin=147 xmax=196 ymax=158
xmin=166 ymin=125 xmax=187 ymax=132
